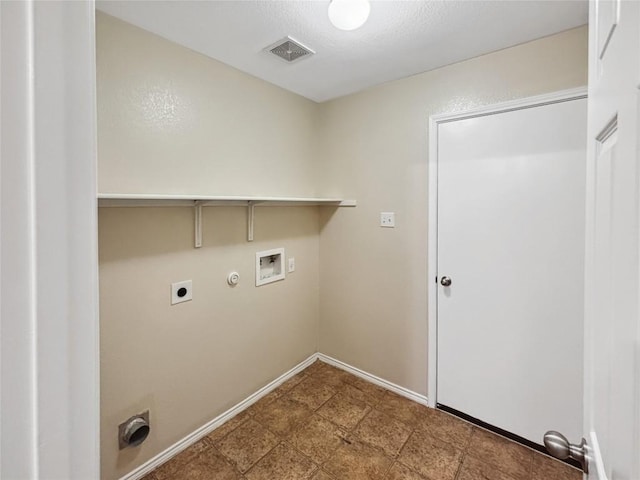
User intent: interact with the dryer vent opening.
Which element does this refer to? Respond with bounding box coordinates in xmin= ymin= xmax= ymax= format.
xmin=118 ymin=410 xmax=150 ymax=449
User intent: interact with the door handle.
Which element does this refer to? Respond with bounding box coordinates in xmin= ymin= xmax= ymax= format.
xmin=440 ymin=276 xmax=452 ymax=287
xmin=543 ymin=431 xmax=589 ymax=473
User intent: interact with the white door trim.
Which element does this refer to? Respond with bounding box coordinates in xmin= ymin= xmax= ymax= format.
xmin=0 ymin=1 xmax=100 ymax=477
xmin=426 ymin=87 xmax=588 ymax=408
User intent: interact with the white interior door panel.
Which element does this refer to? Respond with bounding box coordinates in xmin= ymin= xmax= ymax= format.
xmin=583 ymin=0 xmax=640 ymax=477
xmin=437 ymin=98 xmax=587 ymax=445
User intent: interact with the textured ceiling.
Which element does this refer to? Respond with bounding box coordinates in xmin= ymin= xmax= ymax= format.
xmin=96 ymin=0 xmax=588 ymax=103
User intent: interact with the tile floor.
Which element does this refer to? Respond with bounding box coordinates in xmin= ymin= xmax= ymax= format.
xmin=142 ymin=360 xmax=581 ymax=480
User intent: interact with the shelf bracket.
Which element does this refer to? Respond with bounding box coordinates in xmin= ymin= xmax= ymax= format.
xmin=247 ymin=201 xmax=255 ymax=242
xmin=194 ymin=201 xmax=203 ymax=248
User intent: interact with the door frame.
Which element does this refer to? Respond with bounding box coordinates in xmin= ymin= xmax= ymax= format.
xmin=0 ymin=1 xmax=100 ymax=477
xmin=426 ymin=87 xmax=588 ymax=408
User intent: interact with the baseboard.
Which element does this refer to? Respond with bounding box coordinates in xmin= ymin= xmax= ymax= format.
xmin=120 ymin=352 xmax=427 ymax=480
xmin=119 ymin=353 xmax=320 ymax=480
xmin=316 ymin=353 xmax=429 ymax=406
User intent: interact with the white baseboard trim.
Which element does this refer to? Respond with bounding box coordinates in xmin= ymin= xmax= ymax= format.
xmin=120 ymin=353 xmax=319 ymax=480
xmin=316 ymin=353 xmax=429 ymax=407
xmin=120 ymin=352 xmax=428 ymax=480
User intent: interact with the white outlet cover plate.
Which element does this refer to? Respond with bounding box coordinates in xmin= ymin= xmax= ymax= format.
xmin=380 ymin=212 xmax=395 ymax=228
xmin=171 ymin=280 xmax=193 ymax=305
xmin=288 ymin=257 xmax=295 ymax=273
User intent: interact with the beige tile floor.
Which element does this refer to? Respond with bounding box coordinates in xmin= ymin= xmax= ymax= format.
xmin=142 ymin=360 xmax=581 ymax=480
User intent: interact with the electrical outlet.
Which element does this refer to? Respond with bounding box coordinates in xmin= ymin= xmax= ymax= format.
xmin=380 ymin=212 xmax=395 ymax=228
xmin=171 ymin=280 xmax=192 ymax=305
xmin=288 ymin=257 xmax=296 ymax=273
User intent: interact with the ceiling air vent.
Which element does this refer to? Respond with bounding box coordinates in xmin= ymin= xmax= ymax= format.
xmin=265 ymin=36 xmax=315 ymax=63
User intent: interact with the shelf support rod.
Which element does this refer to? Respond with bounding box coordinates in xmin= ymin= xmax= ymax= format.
xmin=247 ymin=201 xmax=255 ymax=242
xmin=194 ymin=201 xmax=203 ymax=248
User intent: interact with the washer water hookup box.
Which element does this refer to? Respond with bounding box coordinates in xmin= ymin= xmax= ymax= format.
xmin=256 ymin=248 xmax=285 ymax=286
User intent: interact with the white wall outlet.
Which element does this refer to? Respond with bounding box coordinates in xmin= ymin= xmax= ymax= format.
xmin=288 ymin=257 xmax=296 ymax=273
xmin=171 ymin=280 xmax=192 ymax=305
xmin=380 ymin=212 xmax=395 ymax=228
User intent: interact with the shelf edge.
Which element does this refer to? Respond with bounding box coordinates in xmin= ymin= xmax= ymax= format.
xmin=97 ymin=194 xmax=356 ymax=208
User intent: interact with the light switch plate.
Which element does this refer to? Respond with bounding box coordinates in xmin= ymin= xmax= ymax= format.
xmin=171 ymin=280 xmax=192 ymax=305
xmin=288 ymin=257 xmax=296 ymax=273
xmin=380 ymin=212 xmax=395 ymax=228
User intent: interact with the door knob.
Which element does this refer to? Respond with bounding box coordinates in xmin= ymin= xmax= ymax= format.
xmin=543 ymin=431 xmax=589 ymax=473
xmin=440 ymin=276 xmax=452 ymax=287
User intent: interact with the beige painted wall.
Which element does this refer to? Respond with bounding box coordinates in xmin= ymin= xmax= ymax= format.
xmin=99 ymin=207 xmax=319 ymax=479
xmin=97 ymin=12 xmax=320 ymax=196
xmin=317 ymin=26 xmax=588 ymax=395
xmin=97 ymin=13 xmax=321 ymax=480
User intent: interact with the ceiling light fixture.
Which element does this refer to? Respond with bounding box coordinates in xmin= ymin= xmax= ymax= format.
xmin=328 ymin=0 xmax=370 ymax=31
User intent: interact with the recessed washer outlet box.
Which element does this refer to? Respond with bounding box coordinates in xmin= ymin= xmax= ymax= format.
xmin=256 ymin=248 xmax=285 ymax=286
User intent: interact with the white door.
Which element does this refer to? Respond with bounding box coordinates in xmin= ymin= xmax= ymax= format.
xmin=582 ymin=0 xmax=640 ymax=478
xmin=436 ymin=96 xmax=587 ymax=446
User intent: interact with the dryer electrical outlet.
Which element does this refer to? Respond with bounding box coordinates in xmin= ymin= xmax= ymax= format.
xmin=171 ymin=280 xmax=192 ymax=305
xmin=256 ymin=248 xmax=285 ymax=286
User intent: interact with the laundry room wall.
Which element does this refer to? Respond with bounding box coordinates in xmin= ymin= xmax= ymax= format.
xmin=316 ymin=25 xmax=588 ymax=396
xmin=97 ymin=12 xmax=321 ymax=196
xmin=97 ymin=12 xmax=322 ymax=479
